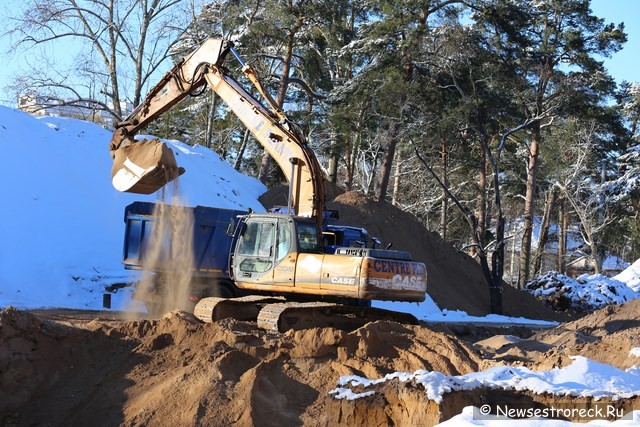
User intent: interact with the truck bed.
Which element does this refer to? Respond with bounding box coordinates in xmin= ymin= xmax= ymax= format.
xmin=122 ymin=202 xmax=247 ymax=278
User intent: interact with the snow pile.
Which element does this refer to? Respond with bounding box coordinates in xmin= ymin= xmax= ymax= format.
xmin=331 ymin=356 xmax=640 ymax=404
xmin=525 ymin=271 xmax=638 ymax=312
xmin=615 ymin=258 xmax=640 ymax=292
xmin=374 ymin=299 xmax=557 ymax=327
xmin=0 ymin=107 xmax=266 ymax=310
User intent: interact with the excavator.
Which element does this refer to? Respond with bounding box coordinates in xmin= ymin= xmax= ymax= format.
xmin=109 ymin=39 xmax=427 ymax=331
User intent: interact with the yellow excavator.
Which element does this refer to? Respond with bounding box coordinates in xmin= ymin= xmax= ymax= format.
xmin=109 ymin=39 xmax=427 ymax=331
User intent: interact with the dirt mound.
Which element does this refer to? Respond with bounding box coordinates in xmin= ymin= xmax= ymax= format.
xmin=0 ymin=307 xmax=73 ymax=414
xmin=0 ymin=307 xmax=140 ymax=426
xmin=530 ymin=298 xmax=640 ymax=370
xmin=3 ymin=308 xmax=482 ymax=426
xmin=259 ymin=180 xmax=345 ymax=211
xmin=477 ymin=299 xmax=640 ymax=372
xmin=328 ymin=192 xmax=565 ymax=321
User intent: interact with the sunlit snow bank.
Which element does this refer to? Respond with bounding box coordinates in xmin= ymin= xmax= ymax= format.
xmin=375 ymin=299 xmax=558 ymax=326
xmin=331 ymin=356 xmax=640 ymax=403
xmin=0 ymin=107 xmax=266 ymax=311
xmin=615 ymin=259 xmax=640 ymax=293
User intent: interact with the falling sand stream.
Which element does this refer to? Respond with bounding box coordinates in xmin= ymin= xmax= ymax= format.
xmin=130 ymin=178 xmax=196 ymax=317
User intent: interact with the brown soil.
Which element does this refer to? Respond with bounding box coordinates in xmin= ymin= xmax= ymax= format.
xmin=530 ymin=298 xmax=640 ymax=371
xmin=0 ymin=307 xmax=481 ymax=426
xmin=3 ymin=303 xmax=638 ymax=426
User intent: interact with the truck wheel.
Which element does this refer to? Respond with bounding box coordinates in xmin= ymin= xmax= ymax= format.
xmin=209 ymin=281 xmax=236 ymax=298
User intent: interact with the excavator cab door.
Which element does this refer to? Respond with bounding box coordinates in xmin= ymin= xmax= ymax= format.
xmin=231 ymin=218 xmax=277 ymax=285
xmin=231 ymin=216 xmax=297 ymax=288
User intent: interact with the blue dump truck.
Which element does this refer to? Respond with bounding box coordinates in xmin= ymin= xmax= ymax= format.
xmin=122 ymin=201 xmax=384 ymax=314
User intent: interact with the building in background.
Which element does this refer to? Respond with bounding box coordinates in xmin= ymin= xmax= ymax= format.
xmin=17 ymin=93 xmax=132 ymax=128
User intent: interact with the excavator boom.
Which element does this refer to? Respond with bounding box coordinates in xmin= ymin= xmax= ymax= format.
xmin=109 ymin=39 xmax=324 ymax=223
xmin=109 ymin=39 xmax=230 ymax=193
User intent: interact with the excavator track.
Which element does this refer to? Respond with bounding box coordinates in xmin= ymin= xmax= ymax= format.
xmin=194 ymin=295 xmax=285 ymax=323
xmin=257 ymin=301 xmax=419 ymax=332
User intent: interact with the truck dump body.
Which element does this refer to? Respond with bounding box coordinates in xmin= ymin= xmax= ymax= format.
xmin=123 ymin=202 xmax=246 ymax=278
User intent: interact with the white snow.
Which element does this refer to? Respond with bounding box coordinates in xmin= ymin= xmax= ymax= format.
xmin=0 ymin=107 xmax=266 ymax=311
xmin=332 ymin=356 xmax=640 ymax=404
xmin=614 ymin=259 xmax=640 ymax=292
xmin=526 ymin=270 xmax=639 ymax=311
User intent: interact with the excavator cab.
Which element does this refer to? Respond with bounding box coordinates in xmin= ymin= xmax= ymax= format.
xmin=110 ymin=137 xmax=184 ymax=194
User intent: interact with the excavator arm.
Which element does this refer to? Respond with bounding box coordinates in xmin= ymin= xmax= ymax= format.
xmin=110 ymin=39 xmax=325 ymax=223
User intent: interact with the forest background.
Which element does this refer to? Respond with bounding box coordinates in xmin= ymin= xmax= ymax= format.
xmin=1 ymin=0 xmax=639 ymax=294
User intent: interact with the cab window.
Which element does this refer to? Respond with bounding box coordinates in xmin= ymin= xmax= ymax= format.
xmin=297 ymin=222 xmax=319 ymax=252
xmin=276 ymin=219 xmax=292 ymax=262
xmin=237 ymin=221 xmax=275 ymax=272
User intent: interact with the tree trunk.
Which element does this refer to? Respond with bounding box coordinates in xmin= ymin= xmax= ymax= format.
xmin=532 ymin=186 xmax=558 ymax=275
xmin=375 ymin=122 xmax=400 ymax=202
xmin=234 ymin=129 xmax=250 ymax=171
xmin=107 ymin=0 xmax=121 ymax=118
xmin=391 ymin=149 xmax=402 ymax=206
xmin=558 ymin=199 xmax=568 ymax=273
xmin=440 ymin=138 xmax=448 ymax=240
xmin=345 ymin=136 xmax=353 ymax=191
xmin=490 ymin=213 xmax=505 ymax=315
xmin=477 ymin=139 xmax=487 ymax=246
xmin=328 ymin=140 xmax=339 ymax=183
xmin=257 ymin=19 xmax=302 ymax=184
xmin=518 ymin=121 xmax=541 ymax=288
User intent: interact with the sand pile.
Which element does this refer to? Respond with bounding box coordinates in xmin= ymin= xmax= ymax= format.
xmin=530 ymin=298 xmax=640 ymax=370
xmin=324 ymin=191 xmax=565 ymax=321
xmin=0 ymin=307 xmax=137 ymax=425
xmin=1 ymin=308 xmax=481 ymax=426
xmin=5 ymin=301 xmax=639 ymax=426
xmin=0 ymin=307 xmax=73 ymax=415
xmin=327 ymin=305 xmax=640 ymax=427
xmin=468 ymin=299 xmax=640 ymax=372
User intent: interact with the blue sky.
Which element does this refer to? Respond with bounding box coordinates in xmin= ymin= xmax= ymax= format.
xmin=0 ymin=0 xmax=638 ymax=107
xmin=591 ymin=0 xmax=640 ymax=84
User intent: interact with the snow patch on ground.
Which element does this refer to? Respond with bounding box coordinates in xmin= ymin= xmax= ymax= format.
xmin=331 ymin=356 xmax=640 ymax=404
xmin=615 ymin=259 xmax=640 ymax=293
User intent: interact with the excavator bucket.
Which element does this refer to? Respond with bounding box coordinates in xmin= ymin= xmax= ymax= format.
xmin=111 ymin=138 xmax=185 ymax=194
